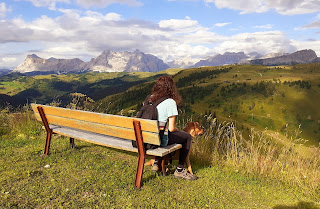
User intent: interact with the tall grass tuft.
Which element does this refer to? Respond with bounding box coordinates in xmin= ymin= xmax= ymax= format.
xmin=179 ymin=115 xmax=320 ymax=200
xmin=0 ymin=105 xmax=42 ymax=141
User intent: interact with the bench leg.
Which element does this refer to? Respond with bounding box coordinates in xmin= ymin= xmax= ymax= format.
xmin=133 ymin=120 xmax=146 ymax=189
xmin=159 ymin=156 xmax=169 ymax=176
xmin=44 ymin=131 xmax=52 ymax=155
xmin=37 ymin=106 xmax=53 ymax=156
xmin=70 ymin=137 xmax=75 ymax=148
xmin=135 ymin=151 xmax=145 ymax=189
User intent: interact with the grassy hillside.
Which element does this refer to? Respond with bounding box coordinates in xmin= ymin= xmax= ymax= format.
xmin=88 ymin=64 xmax=320 ymax=145
xmin=0 ymin=110 xmax=319 ymax=208
xmin=1 ymin=64 xmax=320 ymax=144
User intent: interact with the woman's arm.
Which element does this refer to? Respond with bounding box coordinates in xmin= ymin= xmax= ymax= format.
xmin=168 ymin=116 xmax=178 ymax=132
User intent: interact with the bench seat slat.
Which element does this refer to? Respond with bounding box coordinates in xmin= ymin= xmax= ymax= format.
xmin=50 ymin=125 xmax=182 ymax=157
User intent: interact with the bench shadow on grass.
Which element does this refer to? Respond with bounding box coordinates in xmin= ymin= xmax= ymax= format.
xmin=273 ymin=201 xmax=319 ymax=209
xmin=69 ymin=144 xmax=164 ymax=182
xmin=67 ymin=143 xmax=208 ymax=184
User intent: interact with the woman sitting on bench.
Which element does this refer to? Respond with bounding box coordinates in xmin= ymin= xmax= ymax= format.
xmin=147 ymin=76 xmax=197 ymax=180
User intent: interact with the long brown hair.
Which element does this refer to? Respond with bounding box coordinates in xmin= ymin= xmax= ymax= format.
xmin=150 ymin=76 xmax=182 ymax=105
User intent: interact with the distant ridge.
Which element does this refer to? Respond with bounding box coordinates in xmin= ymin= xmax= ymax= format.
xmin=250 ymin=49 xmax=320 ymax=66
xmin=191 ymin=52 xmax=249 ymax=68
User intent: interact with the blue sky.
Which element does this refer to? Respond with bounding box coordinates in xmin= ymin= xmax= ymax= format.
xmin=1 ymin=0 xmax=320 ymax=68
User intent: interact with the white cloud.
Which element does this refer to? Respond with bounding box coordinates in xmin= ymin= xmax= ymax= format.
xmin=0 ymin=12 xmax=223 ymax=65
xmin=0 ymin=8 xmax=306 ymax=67
xmin=0 ymin=3 xmax=12 ymax=19
xmin=75 ymin=0 xmax=143 ymax=8
xmin=254 ymin=24 xmax=273 ymax=29
xmin=0 ymin=57 xmax=17 ymax=68
xmin=104 ymin=13 xmax=122 ymax=21
xmin=23 ymin=0 xmax=142 ymax=9
xmin=159 ymin=18 xmax=200 ymax=32
xmin=24 ymin=0 xmax=70 ymax=10
xmin=1 ymin=57 xmax=17 ymax=62
xmin=301 ymin=21 xmax=320 ymax=28
xmin=214 ymin=31 xmax=296 ymax=55
xmin=207 ymin=0 xmax=320 ymax=15
xmin=182 ymin=30 xmax=226 ymax=44
xmin=264 ymin=0 xmax=320 ymax=15
xmin=211 ymin=0 xmax=267 ymax=14
xmin=0 ymin=19 xmax=34 ymax=42
xmin=214 ymin=22 xmax=231 ymax=27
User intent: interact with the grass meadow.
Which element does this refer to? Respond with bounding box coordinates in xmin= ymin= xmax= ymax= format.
xmin=0 ymin=107 xmax=319 ymax=208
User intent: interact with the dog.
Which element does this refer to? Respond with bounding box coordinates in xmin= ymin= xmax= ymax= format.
xmin=145 ymin=122 xmax=204 ymax=175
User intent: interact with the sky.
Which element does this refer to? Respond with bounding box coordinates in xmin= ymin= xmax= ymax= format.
xmin=1 ymin=0 xmax=320 ymax=68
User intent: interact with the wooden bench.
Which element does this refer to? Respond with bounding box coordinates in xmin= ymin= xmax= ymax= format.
xmin=31 ymin=103 xmax=182 ymax=189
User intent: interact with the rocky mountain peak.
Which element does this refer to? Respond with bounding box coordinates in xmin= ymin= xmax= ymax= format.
xmin=134 ymin=49 xmax=142 ymax=54
xmin=14 ymin=54 xmax=85 ymax=75
xmin=26 ymin=54 xmax=41 ymax=59
xmin=101 ymin=50 xmax=111 ymax=56
xmin=290 ymin=49 xmax=317 ymax=61
xmin=250 ymin=49 xmax=318 ymax=66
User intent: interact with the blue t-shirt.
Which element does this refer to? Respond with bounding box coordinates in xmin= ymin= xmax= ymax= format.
xmin=156 ymin=98 xmax=178 ymax=123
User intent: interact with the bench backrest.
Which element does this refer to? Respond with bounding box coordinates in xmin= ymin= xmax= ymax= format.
xmin=31 ymin=103 xmax=161 ymax=146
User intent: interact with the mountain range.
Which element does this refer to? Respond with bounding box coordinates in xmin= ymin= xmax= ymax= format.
xmin=190 ymin=50 xmax=320 ymax=67
xmin=13 ymin=50 xmax=169 ymax=75
xmin=11 ymin=49 xmax=320 ymax=75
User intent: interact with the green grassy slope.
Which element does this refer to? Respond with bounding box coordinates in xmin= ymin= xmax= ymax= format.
xmin=1 ymin=94 xmax=319 ymax=208
xmin=1 ymin=64 xmax=319 ymax=144
xmin=0 ymin=127 xmax=318 ymax=208
xmin=92 ymin=64 xmax=320 ymax=145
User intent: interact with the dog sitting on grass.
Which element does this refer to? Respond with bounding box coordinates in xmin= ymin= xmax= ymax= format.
xmin=145 ymin=122 xmax=204 ymax=175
